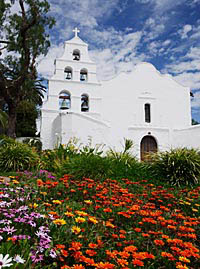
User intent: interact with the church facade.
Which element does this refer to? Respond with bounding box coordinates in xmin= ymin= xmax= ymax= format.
xmin=41 ymin=29 xmax=200 ymax=160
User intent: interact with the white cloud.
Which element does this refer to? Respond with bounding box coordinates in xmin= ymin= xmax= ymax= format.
xmin=173 ymin=72 xmax=200 ymax=90
xmin=178 ymin=24 xmax=192 ymax=39
xmin=89 ymin=31 xmax=144 ymax=81
xmin=37 ymin=43 xmax=64 ymax=78
xmin=48 ymin=0 xmax=122 ymax=40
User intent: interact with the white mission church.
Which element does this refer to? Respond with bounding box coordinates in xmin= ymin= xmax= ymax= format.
xmin=41 ymin=28 xmax=200 ymax=160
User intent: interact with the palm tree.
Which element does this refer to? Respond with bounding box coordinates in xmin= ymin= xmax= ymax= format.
xmin=0 ymin=110 xmax=8 ymax=130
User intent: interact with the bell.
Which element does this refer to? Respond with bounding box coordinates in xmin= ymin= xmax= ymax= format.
xmin=73 ymin=54 xmax=80 ymax=61
xmin=60 ymin=98 xmax=70 ymax=110
xmin=66 ymin=72 xmax=72 ymax=80
xmin=80 ymin=73 xmax=87 ymax=81
xmin=81 ymin=101 xmax=89 ymax=111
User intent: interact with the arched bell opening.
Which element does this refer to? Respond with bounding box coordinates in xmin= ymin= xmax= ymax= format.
xmin=80 ymin=68 xmax=88 ymax=82
xmin=81 ymin=94 xmax=89 ymax=112
xmin=73 ymin=49 xmax=80 ymax=61
xmin=140 ymin=135 xmax=157 ymax=162
xmin=59 ymin=91 xmax=71 ymax=110
xmin=64 ymin=67 xmax=72 ymax=80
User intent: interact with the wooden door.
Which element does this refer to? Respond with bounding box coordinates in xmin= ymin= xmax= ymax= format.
xmin=140 ymin=136 xmax=157 ymax=161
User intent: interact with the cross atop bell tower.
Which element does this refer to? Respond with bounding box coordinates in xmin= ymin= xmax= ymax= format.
xmin=73 ymin=27 xmax=80 ymax=37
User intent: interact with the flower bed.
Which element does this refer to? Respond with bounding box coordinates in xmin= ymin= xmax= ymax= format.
xmin=0 ymin=171 xmax=199 ymax=268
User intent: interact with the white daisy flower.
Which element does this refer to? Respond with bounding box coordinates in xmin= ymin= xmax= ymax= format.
xmin=0 ymin=254 xmax=13 ymax=268
xmin=13 ymin=255 xmax=25 ymax=264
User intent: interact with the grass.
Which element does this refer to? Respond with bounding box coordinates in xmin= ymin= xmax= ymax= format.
xmin=0 ymin=170 xmax=199 ymax=269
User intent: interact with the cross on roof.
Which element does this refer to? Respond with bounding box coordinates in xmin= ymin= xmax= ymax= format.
xmin=73 ymin=27 xmax=80 ymax=37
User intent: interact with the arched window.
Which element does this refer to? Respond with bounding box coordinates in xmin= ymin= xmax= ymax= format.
xmin=80 ymin=68 xmax=88 ymax=82
xmin=64 ymin=67 xmax=72 ymax=80
xmin=145 ymin=103 xmax=151 ymax=123
xmin=81 ymin=94 xmax=89 ymax=112
xmin=59 ymin=91 xmax=71 ymax=110
xmin=73 ymin=49 xmax=80 ymax=61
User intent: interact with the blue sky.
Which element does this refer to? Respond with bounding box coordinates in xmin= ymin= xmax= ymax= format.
xmin=35 ymin=0 xmax=200 ymax=121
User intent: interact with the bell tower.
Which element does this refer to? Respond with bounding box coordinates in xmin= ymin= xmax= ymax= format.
xmin=41 ymin=28 xmax=104 ymax=149
xmin=44 ymin=27 xmax=101 ymax=112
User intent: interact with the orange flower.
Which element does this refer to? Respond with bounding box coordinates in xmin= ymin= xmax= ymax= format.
xmin=37 ymin=179 xmax=44 ymax=186
xmin=64 ymin=211 xmax=74 ymax=217
xmin=124 ymin=245 xmax=138 ymax=253
xmin=132 ymin=259 xmax=144 ymax=266
xmin=61 ymin=249 xmax=68 ymax=257
xmin=142 ymin=233 xmax=150 ymax=237
xmin=116 ymin=258 xmax=128 ymax=266
xmin=56 ymin=244 xmax=65 ymax=249
xmin=95 ymin=262 xmax=115 ymax=268
xmin=179 ymin=256 xmax=190 ymax=263
xmin=69 ymin=242 xmax=82 ymax=251
xmin=72 ymin=265 xmax=85 ymax=269
xmin=154 ymin=240 xmax=165 ymax=246
xmin=88 ymin=243 xmax=98 ymax=249
xmin=103 ymin=208 xmax=112 ymax=212
xmin=134 ymin=228 xmax=141 ymax=232
xmin=61 ymin=265 xmax=70 ymax=269
xmin=85 ymin=249 xmax=97 ymax=256
xmin=161 ymin=252 xmax=174 ymax=259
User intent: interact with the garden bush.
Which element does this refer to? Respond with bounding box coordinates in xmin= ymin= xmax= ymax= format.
xmin=151 ymin=147 xmax=200 ymax=186
xmin=0 ymin=140 xmax=39 ymax=171
xmin=61 ymin=153 xmax=112 ymax=180
xmin=23 ymin=137 xmax=43 ymax=152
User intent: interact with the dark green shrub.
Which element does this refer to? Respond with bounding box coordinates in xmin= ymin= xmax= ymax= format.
xmin=40 ymin=143 xmax=79 ymax=172
xmin=23 ymin=138 xmax=42 ymax=152
xmin=0 ymin=141 xmax=39 ymax=171
xmin=151 ymin=148 xmax=200 ymax=186
xmin=60 ymin=154 xmax=112 ymax=180
xmin=0 ymin=135 xmax=16 ymax=146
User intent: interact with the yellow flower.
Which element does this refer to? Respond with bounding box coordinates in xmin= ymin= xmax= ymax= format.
xmin=53 ymin=219 xmax=66 ymax=225
xmin=64 ymin=211 xmax=75 ymax=217
xmin=194 ymin=204 xmax=200 ymax=207
xmin=75 ymin=210 xmax=88 ymax=217
xmin=71 ymin=226 xmax=81 ymax=234
xmin=185 ymin=197 xmax=193 ymax=201
xmin=88 ymin=216 xmax=98 ymax=224
xmin=29 ymin=203 xmax=38 ymax=209
xmin=12 ymin=180 xmax=19 ymax=184
xmin=84 ymin=200 xmax=92 ymax=205
xmin=40 ymin=192 xmax=47 ymax=196
xmin=75 ymin=217 xmax=86 ymax=223
xmin=192 ymin=208 xmax=198 ymax=212
xmin=105 ymin=221 xmax=115 ymax=228
xmin=179 ymin=256 xmax=190 ymax=263
xmin=184 ymin=201 xmax=191 ymax=205
xmin=176 ymin=264 xmax=188 ymax=269
xmin=52 ymin=200 xmax=62 ymax=205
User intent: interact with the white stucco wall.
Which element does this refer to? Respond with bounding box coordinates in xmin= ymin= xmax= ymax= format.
xmin=173 ymin=125 xmax=200 ymax=149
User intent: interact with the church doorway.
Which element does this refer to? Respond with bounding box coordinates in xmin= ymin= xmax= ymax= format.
xmin=140 ymin=135 xmax=157 ymax=161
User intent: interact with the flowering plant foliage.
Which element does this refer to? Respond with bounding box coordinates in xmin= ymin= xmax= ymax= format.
xmin=0 ymin=171 xmax=199 ymax=268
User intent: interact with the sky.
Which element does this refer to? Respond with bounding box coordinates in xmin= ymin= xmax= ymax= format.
xmin=10 ymin=0 xmax=200 ymax=121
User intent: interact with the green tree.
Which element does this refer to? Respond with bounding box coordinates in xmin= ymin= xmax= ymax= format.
xmin=192 ymin=118 xmax=199 ymax=125
xmin=16 ymin=100 xmax=39 ymax=137
xmin=0 ymin=0 xmax=55 ymax=138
